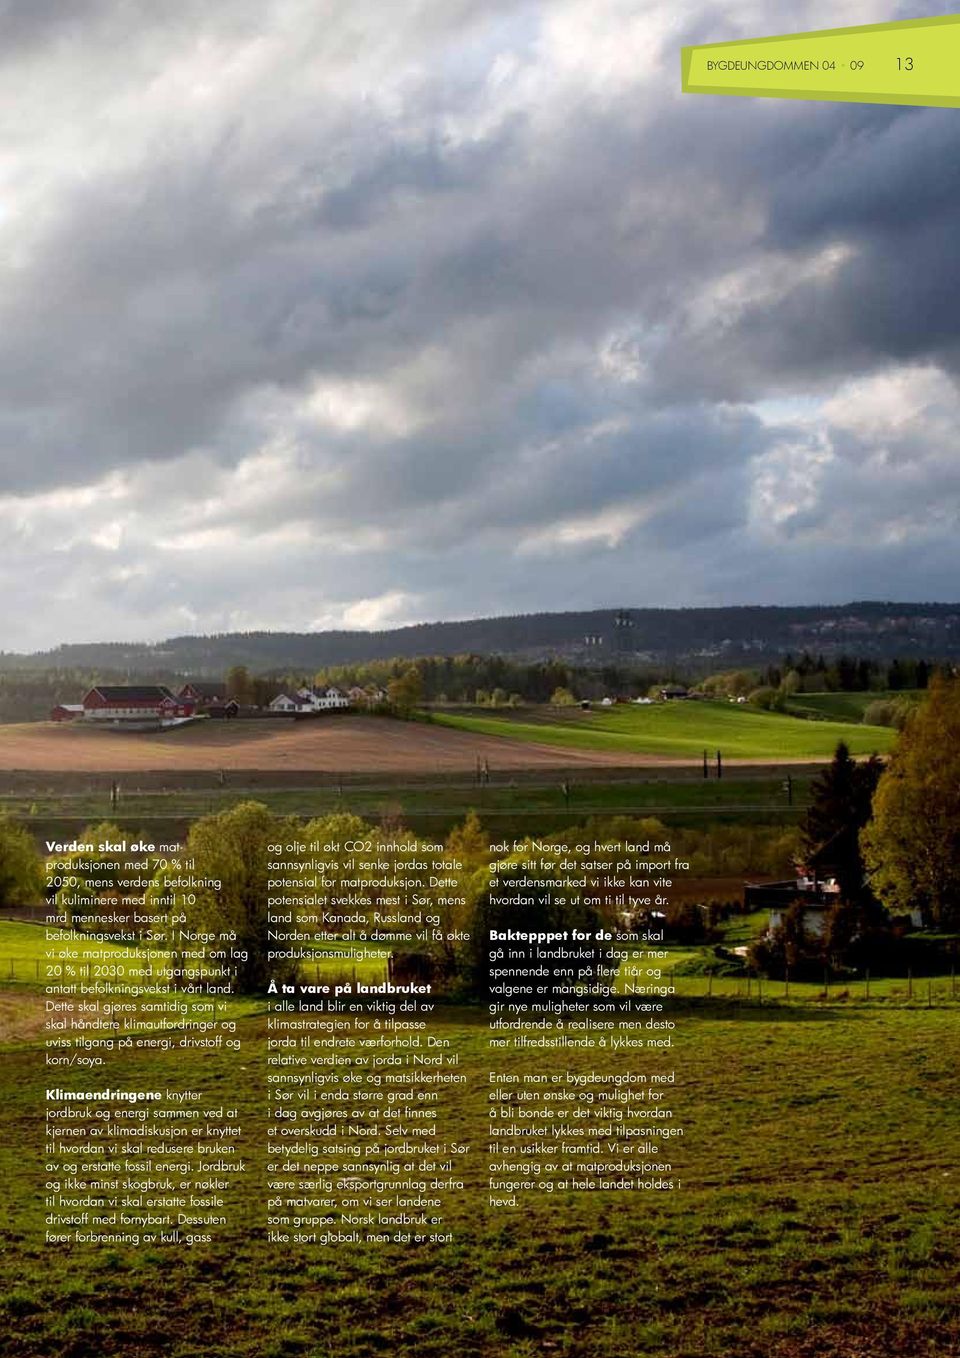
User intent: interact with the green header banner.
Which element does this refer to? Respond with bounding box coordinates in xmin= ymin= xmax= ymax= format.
xmin=681 ymin=13 xmax=960 ymax=107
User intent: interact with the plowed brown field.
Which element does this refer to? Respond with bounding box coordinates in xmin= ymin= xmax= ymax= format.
xmin=0 ymin=717 xmax=646 ymax=773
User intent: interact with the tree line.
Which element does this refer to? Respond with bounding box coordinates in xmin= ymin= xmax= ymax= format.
xmin=0 ymin=646 xmax=947 ymax=722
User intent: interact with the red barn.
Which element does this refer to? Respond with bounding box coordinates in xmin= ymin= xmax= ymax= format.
xmin=50 ymin=703 xmax=83 ymax=722
xmin=81 ymin=685 xmax=194 ymax=721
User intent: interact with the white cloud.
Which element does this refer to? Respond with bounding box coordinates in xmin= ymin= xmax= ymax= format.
xmin=339 ymin=591 xmax=421 ymax=630
xmin=0 ymin=0 xmax=952 ymax=649
xmin=517 ymin=504 xmax=646 ymax=555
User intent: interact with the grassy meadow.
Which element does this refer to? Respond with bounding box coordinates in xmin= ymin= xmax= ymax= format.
xmin=2 ymin=996 xmax=958 ymax=1358
xmin=785 ymin=691 xmax=921 ymax=723
xmin=0 ymin=771 xmax=813 ymax=848
xmin=430 ymin=700 xmax=896 ymax=761
xmin=0 ymin=691 xmax=952 ymax=1358
xmin=2 ymin=911 xmax=960 ymax=1358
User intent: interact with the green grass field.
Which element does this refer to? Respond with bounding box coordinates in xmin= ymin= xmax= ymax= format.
xmin=0 ymin=773 xmax=812 ymax=846
xmin=1 ymin=709 xmax=954 ymax=1358
xmin=2 ymin=991 xmax=958 ymax=1358
xmin=431 ymin=701 xmax=896 ymax=761
xmin=785 ymin=691 xmax=921 ymax=723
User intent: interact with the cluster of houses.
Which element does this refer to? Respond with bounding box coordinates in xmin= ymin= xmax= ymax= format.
xmin=51 ymin=680 xmax=388 ymax=729
xmin=269 ymin=685 xmax=350 ymax=713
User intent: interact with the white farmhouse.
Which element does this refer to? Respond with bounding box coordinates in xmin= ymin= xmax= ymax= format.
xmin=295 ymin=685 xmax=351 ymax=712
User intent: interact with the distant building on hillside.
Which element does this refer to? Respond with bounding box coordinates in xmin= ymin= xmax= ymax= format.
xmin=347 ymin=685 xmax=387 ymax=707
xmin=744 ymin=871 xmax=841 ymax=939
xmin=178 ymin=680 xmax=228 ymax=709
xmin=50 ymin=703 xmax=84 ymax=722
xmin=295 ymin=686 xmax=351 ymax=711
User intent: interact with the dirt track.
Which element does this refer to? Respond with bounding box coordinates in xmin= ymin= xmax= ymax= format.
xmin=0 ymin=717 xmax=652 ymax=774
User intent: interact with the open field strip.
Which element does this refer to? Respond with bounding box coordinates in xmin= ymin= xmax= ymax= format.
xmin=0 ymin=699 xmax=895 ymax=777
xmin=432 ymin=701 xmax=896 ymax=760
xmin=0 ymin=716 xmax=647 ymax=774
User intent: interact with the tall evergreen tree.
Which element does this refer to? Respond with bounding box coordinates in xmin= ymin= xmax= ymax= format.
xmin=800 ymin=742 xmax=884 ymax=906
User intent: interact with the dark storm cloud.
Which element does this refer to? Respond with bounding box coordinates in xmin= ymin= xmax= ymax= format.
xmin=760 ymin=108 xmax=960 ymax=364
xmin=0 ymin=0 xmax=956 ymax=646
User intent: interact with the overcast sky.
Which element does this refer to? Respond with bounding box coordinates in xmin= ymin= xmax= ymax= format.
xmin=0 ymin=0 xmax=957 ymax=649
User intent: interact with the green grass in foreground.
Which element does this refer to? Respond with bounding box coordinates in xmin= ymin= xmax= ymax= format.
xmin=1 ymin=998 xmax=958 ymax=1358
xmin=1 ymin=774 xmax=812 ymax=844
xmin=431 ymin=701 xmax=896 ymax=760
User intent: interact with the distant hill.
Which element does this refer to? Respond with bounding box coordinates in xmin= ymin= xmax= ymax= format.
xmin=1 ymin=602 xmax=958 ymax=676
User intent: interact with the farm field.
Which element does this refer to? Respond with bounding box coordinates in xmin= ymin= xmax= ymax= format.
xmin=0 ymin=697 xmax=941 ymax=1358
xmin=432 ymin=700 xmax=896 ymax=761
xmin=785 ymin=690 xmax=922 ymax=722
xmin=0 ymin=716 xmax=662 ymax=775
xmin=0 ymin=773 xmax=811 ymax=846
xmin=1 ymin=986 xmax=958 ymax=1358
xmin=3 ymin=917 xmax=955 ymax=1026
xmin=0 ymin=705 xmax=892 ymax=778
